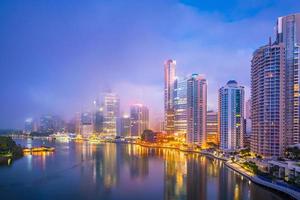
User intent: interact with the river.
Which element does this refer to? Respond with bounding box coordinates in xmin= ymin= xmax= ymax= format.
xmin=0 ymin=139 xmax=290 ymax=200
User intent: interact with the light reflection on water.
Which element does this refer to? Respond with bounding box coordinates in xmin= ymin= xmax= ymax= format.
xmin=0 ymin=139 xmax=287 ymax=200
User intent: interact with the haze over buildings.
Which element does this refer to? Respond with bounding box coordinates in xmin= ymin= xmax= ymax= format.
xmin=1 ymin=1 xmax=300 ymax=129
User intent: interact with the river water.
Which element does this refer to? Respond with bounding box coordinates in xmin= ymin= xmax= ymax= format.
xmin=0 ymin=139 xmax=290 ymax=200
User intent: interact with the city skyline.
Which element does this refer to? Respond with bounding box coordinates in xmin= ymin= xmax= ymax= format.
xmin=1 ymin=1 xmax=300 ymax=129
xmin=1 ymin=3 xmax=300 ymax=199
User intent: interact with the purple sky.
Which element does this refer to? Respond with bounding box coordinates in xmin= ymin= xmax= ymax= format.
xmin=0 ymin=0 xmax=299 ymax=128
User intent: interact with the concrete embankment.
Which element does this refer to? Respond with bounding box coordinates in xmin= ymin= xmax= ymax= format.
xmin=225 ymin=161 xmax=300 ymax=200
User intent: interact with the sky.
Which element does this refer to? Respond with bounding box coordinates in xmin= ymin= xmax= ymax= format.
xmin=0 ymin=0 xmax=300 ymax=129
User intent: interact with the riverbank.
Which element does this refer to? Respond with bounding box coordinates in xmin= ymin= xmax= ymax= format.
xmin=226 ymin=161 xmax=300 ymax=200
xmin=135 ymin=141 xmax=300 ymax=199
xmin=0 ymin=136 xmax=23 ymax=165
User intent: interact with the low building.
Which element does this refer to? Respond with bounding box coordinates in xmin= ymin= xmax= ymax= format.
xmin=141 ymin=130 xmax=158 ymax=143
xmin=268 ymin=160 xmax=300 ymax=182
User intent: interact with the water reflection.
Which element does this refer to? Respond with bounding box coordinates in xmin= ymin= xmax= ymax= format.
xmin=0 ymin=140 xmax=286 ymax=200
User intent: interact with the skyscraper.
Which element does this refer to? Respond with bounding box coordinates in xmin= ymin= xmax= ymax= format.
xmin=206 ymin=110 xmax=218 ymax=145
xmin=251 ymin=42 xmax=285 ymax=157
xmin=117 ymin=115 xmax=131 ymax=137
xmin=39 ymin=115 xmax=56 ymax=134
xmin=130 ymin=104 xmax=149 ymax=137
xmin=174 ymin=77 xmax=187 ymax=137
xmin=24 ymin=118 xmax=36 ymax=134
xmin=245 ymin=99 xmax=252 ymax=133
xmin=219 ymin=80 xmax=245 ymax=151
xmin=186 ymin=74 xmax=207 ymax=147
xmin=80 ymin=112 xmax=94 ymax=138
xmin=164 ymin=59 xmax=176 ymax=134
xmin=103 ymin=92 xmax=120 ymax=137
xmin=94 ymin=106 xmax=105 ymax=134
xmin=276 ymin=14 xmax=300 ymax=146
xmin=75 ymin=112 xmax=81 ymax=135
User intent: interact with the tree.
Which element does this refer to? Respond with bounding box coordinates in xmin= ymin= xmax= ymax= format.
xmin=285 ymin=147 xmax=300 ymax=160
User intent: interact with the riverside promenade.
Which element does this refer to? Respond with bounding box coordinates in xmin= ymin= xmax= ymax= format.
xmin=226 ymin=161 xmax=300 ymax=200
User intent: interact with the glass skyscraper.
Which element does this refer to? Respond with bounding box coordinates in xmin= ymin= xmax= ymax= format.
xmin=219 ymin=80 xmax=244 ymax=151
xmin=130 ymin=104 xmax=149 ymax=137
xmin=103 ymin=92 xmax=120 ymax=137
xmin=174 ymin=77 xmax=187 ymax=138
xmin=164 ymin=59 xmax=176 ymax=134
xmin=276 ymin=14 xmax=300 ymax=146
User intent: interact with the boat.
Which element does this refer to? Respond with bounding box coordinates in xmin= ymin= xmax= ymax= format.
xmin=23 ymin=146 xmax=55 ymax=153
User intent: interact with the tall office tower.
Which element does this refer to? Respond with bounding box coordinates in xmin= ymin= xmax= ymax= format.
xmin=186 ymin=74 xmax=207 ymax=147
xmin=94 ymin=106 xmax=104 ymax=134
xmin=164 ymin=59 xmax=176 ymax=134
xmin=276 ymin=14 xmax=300 ymax=146
xmin=103 ymin=92 xmax=120 ymax=137
xmin=80 ymin=112 xmax=94 ymax=138
xmin=52 ymin=115 xmax=65 ymax=132
xmin=130 ymin=104 xmax=149 ymax=137
xmin=39 ymin=115 xmax=55 ymax=134
xmin=117 ymin=115 xmax=131 ymax=137
xmin=251 ymin=42 xmax=285 ymax=157
xmin=219 ymin=80 xmax=245 ymax=151
xmin=174 ymin=77 xmax=187 ymax=137
xmin=206 ymin=110 xmax=218 ymax=145
xmin=75 ymin=112 xmax=81 ymax=135
xmin=24 ymin=118 xmax=35 ymax=134
xmin=66 ymin=118 xmax=76 ymax=133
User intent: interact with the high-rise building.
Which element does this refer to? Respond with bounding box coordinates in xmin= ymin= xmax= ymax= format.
xmin=164 ymin=59 xmax=176 ymax=135
xmin=39 ymin=115 xmax=55 ymax=134
xmin=24 ymin=118 xmax=36 ymax=134
xmin=206 ymin=110 xmax=218 ymax=145
xmin=117 ymin=115 xmax=131 ymax=137
xmin=245 ymin=99 xmax=252 ymax=134
xmin=75 ymin=112 xmax=81 ymax=135
xmin=80 ymin=112 xmax=93 ymax=138
xmin=130 ymin=104 xmax=149 ymax=137
xmin=103 ymin=92 xmax=120 ymax=137
xmin=174 ymin=77 xmax=187 ymax=137
xmin=94 ymin=106 xmax=105 ymax=134
xmin=186 ymin=74 xmax=207 ymax=147
xmin=52 ymin=115 xmax=65 ymax=133
xmin=219 ymin=80 xmax=245 ymax=151
xmin=66 ymin=118 xmax=76 ymax=133
xmin=276 ymin=14 xmax=300 ymax=146
xmin=251 ymin=42 xmax=285 ymax=157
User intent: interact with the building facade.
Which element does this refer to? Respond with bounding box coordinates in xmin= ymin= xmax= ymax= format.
xmin=103 ymin=92 xmax=120 ymax=137
xmin=219 ymin=80 xmax=245 ymax=151
xmin=276 ymin=14 xmax=300 ymax=146
xmin=186 ymin=74 xmax=207 ymax=147
xmin=117 ymin=115 xmax=131 ymax=137
xmin=251 ymin=42 xmax=285 ymax=157
xmin=206 ymin=110 xmax=218 ymax=145
xmin=94 ymin=106 xmax=105 ymax=134
xmin=130 ymin=104 xmax=149 ymax=137
xmin=164 ymin=59 xmax=176 ymax=134
xmin=174 ymin=77 xmax=187 ymax=138
xmin=80 ymin=112 xmax=94 ymax=138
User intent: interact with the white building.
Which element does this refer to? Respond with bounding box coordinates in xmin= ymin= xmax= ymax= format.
xmin=219 ymin=80 xmax=245 ymax=151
